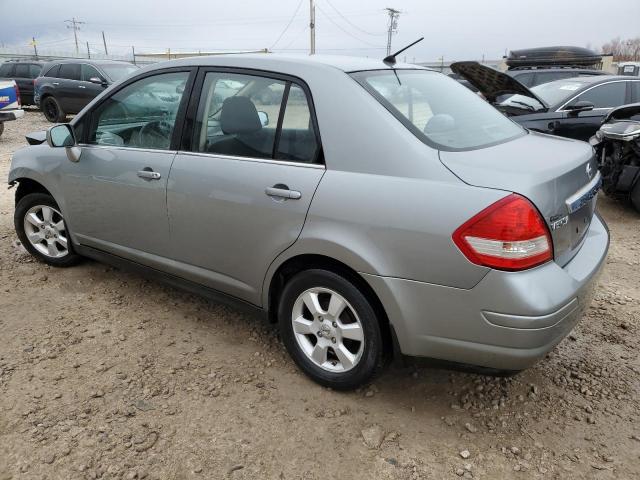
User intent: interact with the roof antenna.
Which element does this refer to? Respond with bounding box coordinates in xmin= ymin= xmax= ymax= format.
xmin=384 ymin=37 xmax=424 ymax=66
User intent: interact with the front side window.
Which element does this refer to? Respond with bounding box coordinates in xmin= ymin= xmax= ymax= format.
xmin=569 ymin=82 xmax=627 ymax=109
xmin=82 ymin=64 xmax=103 ymax=82
xmin=352 ymin=69 xmax=524 ymax=150
xmin=29 ymin=65 xmax=42 ymax=78
xmin=88 ymin=71 xmax=189 ymax=150
xmin=100 ymin=64 xmax=139 ymax=82
xmin=193 ymin=72 xmax=285 ymax=159
xmin=45 ymin=64 xmax=60 ymax=78
xmin=59 ymin=64 xmax=81 ymax=81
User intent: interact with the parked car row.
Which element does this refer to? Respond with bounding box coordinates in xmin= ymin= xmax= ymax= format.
xmin=0 ymin=58 xmax=138 ymax=122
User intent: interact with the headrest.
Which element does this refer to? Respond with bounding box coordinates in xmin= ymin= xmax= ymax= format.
xmin=220 ymin=96 xmax=262 ymax=135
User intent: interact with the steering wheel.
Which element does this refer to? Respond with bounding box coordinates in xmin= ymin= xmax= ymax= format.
xmin=137 ymin=120 xmax=173 ymax=149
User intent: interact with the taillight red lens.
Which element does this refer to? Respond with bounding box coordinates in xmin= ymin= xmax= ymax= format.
xmin=452 ymin=194 xmax=553 ymax=271
xmin=15 ymin=84 xmax=21 ymax=107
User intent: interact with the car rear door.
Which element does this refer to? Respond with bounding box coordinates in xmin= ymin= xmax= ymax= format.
xmin=57 ymin=63 xmax=83 ymax=113
xmin=554 ymin=81 xmax=630 ymax=141
xmin=60 ymin=69 xmax=194 ymax=261
xmin=166 ymin=68 xmax=324 ymax=305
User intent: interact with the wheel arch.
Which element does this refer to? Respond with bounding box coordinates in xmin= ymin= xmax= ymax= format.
xmin=265 ymin=253 xmax=395 ymax=359
xmin=13 ymin=177 xmax=54 ymax=205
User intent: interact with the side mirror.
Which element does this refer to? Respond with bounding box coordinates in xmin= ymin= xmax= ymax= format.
xmin=89 ymin=76 xmax=108 ymax=87
xmin=46 ymin=124 xmax=82 ymax=162
xmin=565 ymin=100 xmax=594 ymax=114
xmin=258 ymin=111 xmax=269 ymax=127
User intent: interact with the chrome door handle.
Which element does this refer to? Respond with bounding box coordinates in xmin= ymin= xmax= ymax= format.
xmin=52 ymin=82 xmax=60 ymax=85
xmin=78 ymin=85 xmax=86 ymax=89
xmin=137 ymin=170 xmax=161 ymax=180
xmin=265 ymin=186 xmax=301 ymax=200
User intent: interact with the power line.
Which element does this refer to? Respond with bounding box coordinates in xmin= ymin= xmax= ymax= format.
xmin=316 ymin=4 xmax=383 ymax=48
xmin=270 ymin=0 xmax=305 ymax=49
xmin=64 ymin=18 xmax=85 ymax=54
xmin=323 ymin=0 xmax=386 ymax=36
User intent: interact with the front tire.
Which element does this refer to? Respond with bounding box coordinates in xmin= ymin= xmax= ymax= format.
xmin=41 ymin=96 xmax=66 ymax=123
xmin=278 ymin=269 xmax=384 ymax=390
xmin=14 ymin=193 xmax=81 ymax=267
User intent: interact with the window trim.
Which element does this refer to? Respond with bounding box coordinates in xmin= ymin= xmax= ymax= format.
xmin=179 ymin=66 xmax=324 ymax=165
xmin=74 ymin=66 xmax=197 ymax=150
xmin=556 ymin=80 xmax=631 ymax=112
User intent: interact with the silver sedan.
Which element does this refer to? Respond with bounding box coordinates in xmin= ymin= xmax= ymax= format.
xmin=8 ymin=54 xmax=608 ymax=389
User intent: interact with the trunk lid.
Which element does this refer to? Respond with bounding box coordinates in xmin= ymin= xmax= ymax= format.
xmin=450 ymin=61 xmax=548 ymax=109
xmin=440 ymin=131 xmax=600 ymax=267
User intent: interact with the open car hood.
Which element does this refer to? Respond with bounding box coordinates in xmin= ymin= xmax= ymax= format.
xmin=450 ymin=61 xmax=547 ymax=107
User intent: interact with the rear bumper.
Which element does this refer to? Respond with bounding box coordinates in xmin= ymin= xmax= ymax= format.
xmin=0 ymin=109 xmax=24 ymax=122
xmin=363 ymin=212 xmax=609 ymax=370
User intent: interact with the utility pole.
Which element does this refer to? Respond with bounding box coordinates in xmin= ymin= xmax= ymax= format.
xmin=309 ymin=0 xmax=316 ymax=55
xmin=31 ymin=37 xmax=38 ymax=58
xmin=86 ymin=41 xmax=91 ymax=59
xmin=385 ymin=8 xmax=400 ymax=56
xmin=102 ymin=31 xmax=108 ymax=56
xmin=65 ymin=17 xmax=85 ymax=55
xmin=131 ymin=46 xmax=136 ymax=65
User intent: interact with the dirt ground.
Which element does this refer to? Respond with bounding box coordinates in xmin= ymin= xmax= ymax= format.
xmin=0 ymin=111 xmax=639 ymax=480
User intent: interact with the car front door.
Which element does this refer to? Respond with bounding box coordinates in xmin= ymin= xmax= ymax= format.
xmin=554 ymin=81 xmax=630 ymax=141
xmin=78 ymin=64 xmax=108 ymax=111
xmin=61 ymin=69 xmax=193 ymax=261
xmin=167 ymin=69 xmax=324 ymax=304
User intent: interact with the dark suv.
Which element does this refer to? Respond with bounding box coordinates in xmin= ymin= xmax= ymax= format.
xmin=35 ymin=59 xmax=139 ymax=122
xmin=506 ymin=67 xmax=607 ymax=87
xmin=0 ymin=60 xmax=45 ymax=105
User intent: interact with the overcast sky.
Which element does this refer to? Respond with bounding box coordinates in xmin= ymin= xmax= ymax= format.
xmin=2 ymin=0 xmax=639 ymax=61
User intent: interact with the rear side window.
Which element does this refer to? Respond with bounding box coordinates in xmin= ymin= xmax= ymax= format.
xmin=631 ymin=82 xmax=640 ymax=103
xmin=352 ymin=69 xmax=524 ymax=151
xmin=571 ymin=82 xmax=626 ymax=108
xmin=534 ymin=71 xmax=571 ymax=85
xmin=59 ymin=64 xmax=81 ymax=81
xmin=14 ymin=64 xmax=30 ymax=78
xmin=276 ymin=84 xmax=319 ymax=163
xmin=45 ymin=64 xmax=60 ymax=77
xmin=0 ymin=63 xmax=14 ymax=77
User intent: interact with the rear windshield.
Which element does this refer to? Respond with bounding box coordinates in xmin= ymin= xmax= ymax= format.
xmin=351 ymin=69 xmax=524 ymax=151
xmin=100 ymin=64 xmax=139 ymax=82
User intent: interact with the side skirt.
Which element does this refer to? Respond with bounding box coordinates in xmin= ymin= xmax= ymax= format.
xmin=74 ymin=244 xmax=267 ymax=320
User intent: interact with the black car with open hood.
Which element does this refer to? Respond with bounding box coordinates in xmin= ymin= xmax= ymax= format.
xmin=451 ymin=61 xmax=640 ymax=142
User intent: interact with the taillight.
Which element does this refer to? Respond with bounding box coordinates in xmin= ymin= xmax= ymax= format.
xmin=452 ymin=194 xmax=552 ymax=271
xmin=15 ymin=84 xmax=21 ymax=107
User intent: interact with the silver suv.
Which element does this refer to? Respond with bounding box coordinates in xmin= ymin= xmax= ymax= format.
xmin=8 ymin=55 xmax=609 ymax=389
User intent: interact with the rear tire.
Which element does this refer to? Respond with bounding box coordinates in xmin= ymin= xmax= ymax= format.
xmin=41 ymin=96 xmax=66 ymax=123
xmin=278 ymin=269 xmax=384 ymax=390
xmin=0 ymin=122 xmax=4 ymax=137
xmin=631 ymin=179 xmax=640 ymax=213
xmin=14 ymin=193 xmax=81 ymax=267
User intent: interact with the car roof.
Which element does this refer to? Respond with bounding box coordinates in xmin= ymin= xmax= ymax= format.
xmin=140 ymin=53 xmax=429 ymax=75
xmin=45 ymin=59 xmax=134 ymax=66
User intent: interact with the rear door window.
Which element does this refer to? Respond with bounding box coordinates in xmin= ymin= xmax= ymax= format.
xmin=276 ymin=84 xmax=319 ymax=163
xmin=45 ymin=64 xmax=60 ymax=77
xmin=14 ymin=64 xmax=30 ymax=78
xmin=630 ymin=82 xmax=640 ymax=103
xmin=571 ymin=82 xmax=627 ymax=109
xmin=59 ymin=64 xmax=81 ymax=81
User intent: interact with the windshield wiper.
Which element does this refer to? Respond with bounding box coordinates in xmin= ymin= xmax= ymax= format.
xmin=506 ymin=100 xmax=537 ymax=111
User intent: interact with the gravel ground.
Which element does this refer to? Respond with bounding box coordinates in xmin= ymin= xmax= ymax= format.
xmin=0 ymin=111 xmax=639 ymax=480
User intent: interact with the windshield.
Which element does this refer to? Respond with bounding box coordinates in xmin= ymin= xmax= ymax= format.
xmin=100 ymin=64 xmax=139 ymax=82
xmin=530 ymin=79 xmax=587 ymax=106
xmin=351 ymin=70 xmax=524 ymax=150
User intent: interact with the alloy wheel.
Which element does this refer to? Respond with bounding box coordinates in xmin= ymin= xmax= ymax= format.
xmin=291 ymin=287 xmax=365 ymax=372
xmin=23 ymin=205 xmax=69 ymax=258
